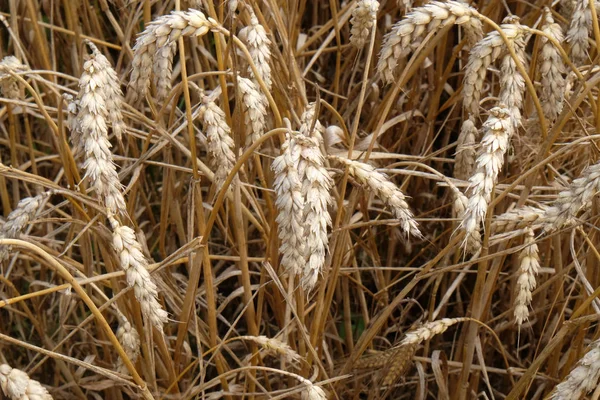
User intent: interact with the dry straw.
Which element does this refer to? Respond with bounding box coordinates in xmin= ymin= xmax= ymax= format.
xmin=237 ymin=75 xmax=268 ymax=146
xmin=130 ymin=9 xmax=221 ymax=102
xmin=330 ymin=155 xmax=421 ymax=238
xmin=514 ymin=227 xmax=540 ymax=325
xmin=238 ymin=9 xmax=272 ymax=90
xmin=109 ymin=216 xmax=168 ymax=332
xmin=460 ymin=107 xmax=512 ymax=238
xmin=0 ymin=364 xmax=53 ymax=400
xmin=378 ymin=0 xmax=483 ymax=83
xmin=198 ymin=95 xmax=235 ymax=190
xmin=551 ymin=339 xmax=600 ymax=399
xmin=75 ymin=43 xmax=126 ymax=215
xmin=463 ymin=23 xmax=525 ymax=117
xmin=350 ymin=0 xmax=380 ymax=48
xmin=539 ymin=9 xmax=566 ymax=121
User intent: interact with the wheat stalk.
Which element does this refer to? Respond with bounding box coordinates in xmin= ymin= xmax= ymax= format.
xmin=237 ymin=75 xmax=268 ymax=147
xmin=109 ymin=216 xmax=168 ymax=332
xmin=330 ymin=156 xmax=421 ymax=238
xmin=539 ymin=10 xmax=566 ymax=122
xmin=514 ymin=227 xmax=540 ymax=326
xmin=460 ymin=107 xmax=513 ymax=238
xmin=129 ymin=9 xmax=222 ymax=102
xmin=463 ymin=23 xmax=525 ymax=117
xmin=272 ymin=131 xmax=305 ymax=277
xmin=551 ymin=339 xmax=600 ymax=399
xmin=378 ymin=0 xmax=483 ymax=83
xmin=0 ymin=364 xmax=52 ymax=400
xmin=238 ymin=8 xmax=272 ymax=90
xmin=199 ymin=94 xmax=235 ymax=190
xmin=350 ymin=0 xmax=379 ymax=48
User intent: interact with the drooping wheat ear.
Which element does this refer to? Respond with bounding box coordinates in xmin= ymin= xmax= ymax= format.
xmin=539 ymin=10 xmax=567 ymax=122
xmin=299 ymin=377 xmax=327 ymax=400
xmin=0 ymin=191 xmax=51 ymax=263
xmin=400 ymin=317 xmax=469 ymax=346
xmin=543 ymin=160 xmax=600 ymax=231
xmin=85 ymin=41 xmax=126 ymax=142
xmin=551 ymin=339 xmax=600 ymax=399
xmin=382 ymin=344 xmax=418 ymax=386
xmin=463 ymin=23 xmax=525 ymax=117
xmin=350 ymin=0 xmax=379 ymax=48
xmin=299 ymin=102 xmax=325 ymax=144
xmin=566 ymin=0 xmax=593 ymax=64
xmin=237 ymin=335 xmax=302 ymax=364
xmin=237 ymin=76 xmax=267 ymax=147
xmin=238 ymin=9 xmax=272 ymax=90
xmin=296 ymin=134 xmax=333 ymax=291
xmin=460 ymin=107 xmax=513 ymax=238
xmin=499 ymin=23 xmax=527 ymax=127
xmin=514 ymin=227 xmax=540 ymax=326
xmin=115 ymin=313 xmax=141 ymax=374
xmin=330 ymin=155 xmax=421 ymax=238
xmin=0 ymin=364 xmax=53 ymax=400
xmin=272 ymin=132 xmax=305 ymax=277
xmin=152 ymin=42 xmax=176 ymax=104
xmin=129 ymin=9 xmax=222 ymax=102
xmin=0 ymin=56 xmax=27 ymax=99
xmin=451 ymin=189 xmax=482 ymax=255
xmin=199 ymin=95 xmax=235 ymax=190
xmin=377 ymin=0 xmax=483 ymax=84
xmin=454 ymin=116 xmax=478 ymax=181
xmin=491 ymin=205 xmax=546 ymax=233
xmin=75 ymin=47 xmax=127 ymax=216
xmin=109 ymin=216 xmax=168 ymax=332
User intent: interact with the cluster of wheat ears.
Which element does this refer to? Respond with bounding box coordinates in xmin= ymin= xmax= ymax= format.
xmin=3 ymin=0 xmax=600 ymax=398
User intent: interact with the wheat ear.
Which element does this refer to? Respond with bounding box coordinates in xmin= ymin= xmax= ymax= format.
xmin=299 ymin=102 xmax=325 ymax=143
xmin=152 ymin=42 xmax=176 ymax=104
xmin=0 ymin=364 xmax=53 ymax=400
xmin=514 ymin=227 xmax=540 ymax=326
xmin=378 ymin=0 xmax=483 ymax=83
xmin=115 ymin=313 xmax=141 ymax=374
xmin=299 ymin=378 xmax=327 ymax=400
xmin=543 ymin=160 xmax=600 ymax=231
xmin=85 ymin=41 xmax=126 ymax=142
xmin=491 ymin=205 xmax=546 ymax=233
xmin=238 ymin=9 xmax=272 ymax=90
xmin=451 ymin=189 xmax=482 ymax=255
xmin=296 ymin=133 xmax=333 ymax=291
xmin=0 ymin=191 xmax=51 ymax=263
xmin=400 ymin=317 xmax=469 ymax=346
xmin=463 ymin=23 xmax=525 ymax=117
xmin=109 ymin=216 xmax=168 ymax=332
xmin=75 ymin=45 xmax=127 ymax=216
xmin=499 ymin=22 xmax=527 ymax=127
xmin=237 ymin=75 xmax=268 ymax=147
xmin=199 ymin=95 xmax=235 ymax=190
xmin=130 ymin=9 xmax=221 ymax=102
xmin=272 ymin=131 xmax=306 ymax=277
xmin=551 ymin=339 xmax=600 ymax=399
xmin=539 ymin=9 xmax=567 ymax=122
xmin=455 ymin=116 xmax=478 ymax=181
xmin=237 ymin=335 xmax=302 ymax=364
xmin=350 ymin=0 xmax=379 ymax=48
xmin=566 ymin=0 xmax=593 ymax=64
xmin=330 ymin=156 xmax=421 ymax=238
xmin=460 ymin=107 xmax=512 ymax=238
xmin=0 ymin=56 xmax=27 ymax=99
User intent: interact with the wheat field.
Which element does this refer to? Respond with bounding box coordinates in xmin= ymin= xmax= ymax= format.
xmin=1 ymin=0 xmax=600 ymax=398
